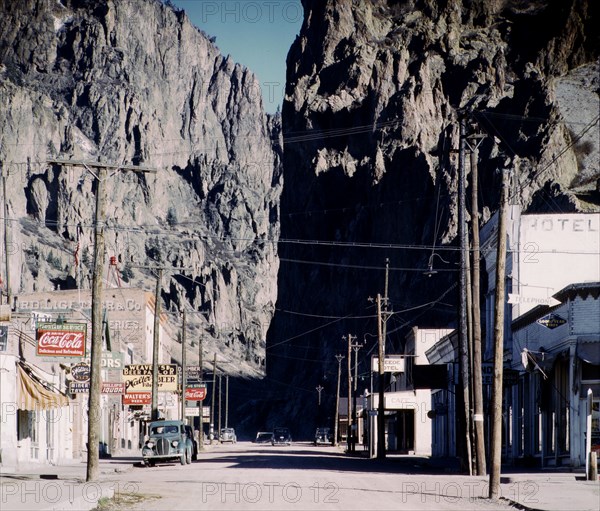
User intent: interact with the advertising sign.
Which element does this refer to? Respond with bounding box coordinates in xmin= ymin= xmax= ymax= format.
xmin=371 ymin=356 xmax=405 ymax=373
xmin=69 ymin=381 xmax=125 ymax=394
xmin=123 ymin=364 xmax=177 ymax=392
xmin=36 ymin=322 xmax=86 ymax=357
xmin=185 ymin=386 xmax=207 ymax=401
xmin=537 ymin=313 xmax=567 ymax=329
xmin=71 ymin=362 xmax=91 ymax=382
xmin=82 ymin=351 xmax=124 ymax=381
xmin=186 ymin=365 xmax=202 ymax=385
xmin=123 ymin=392 xmax=151 ymax=405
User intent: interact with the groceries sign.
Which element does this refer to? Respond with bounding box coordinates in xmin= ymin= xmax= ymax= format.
xmin=36 ymin=322 xmax=86 ymax=357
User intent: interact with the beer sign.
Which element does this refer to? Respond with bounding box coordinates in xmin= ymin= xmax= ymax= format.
xmin=123 ymin=364 xmax=178 ymax=392
xmin=36 ymin=322 xmax=86 ymax=357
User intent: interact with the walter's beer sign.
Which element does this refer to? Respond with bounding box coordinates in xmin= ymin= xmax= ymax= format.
xmin=36 ymin=322 xmax=86 ymax=357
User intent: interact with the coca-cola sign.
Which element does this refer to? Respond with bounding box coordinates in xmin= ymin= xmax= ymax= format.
xmin=36 ymin=322 xmax=87 ymax=357
xmin=185 ymin=387 xmax=207 ymax=401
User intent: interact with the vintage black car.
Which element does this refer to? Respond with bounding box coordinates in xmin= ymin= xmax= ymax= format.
xmin=255 ymin=431 xmax=274 ymax=444
xmin=220 ymin=427 xmax=237 ymax=443
xmin=272 ymin=427 xmax=292 ymax=445
xmin=142 ymin=420 xmax=193 ymax=467
xmin=314 ymin=427 xmax=332 ymax=445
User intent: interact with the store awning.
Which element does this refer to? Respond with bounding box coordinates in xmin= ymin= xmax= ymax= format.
xmin=17 ymin=363 xmax=69 ymax=411
xmin=577 ymin=338 xmax=600 ymax=366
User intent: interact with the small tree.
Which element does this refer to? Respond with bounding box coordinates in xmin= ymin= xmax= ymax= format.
xmin=166 ymin=207 xmax=178 ymax=227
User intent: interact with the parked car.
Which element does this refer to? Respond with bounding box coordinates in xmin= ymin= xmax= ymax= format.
xmin=184 ymin=425 xmax=198 ymax=460
xmin=255 ymin=431 xmax=274 ymax=444
xmin=142 ymin=420 xmax=193 ymax=467
xmin=314 ymin=427 xmax=332 ymax=445
xmin=220 ymin=427 xmax=237 ymax=443
xmin=272 ymin=427 xmax=292 ymax=445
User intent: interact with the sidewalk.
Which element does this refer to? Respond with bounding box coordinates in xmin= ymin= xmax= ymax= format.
xmin=498 ymin=470 xmax=599 ymax=511
xmin=0 ymin=457 xmax=136 ymax=511
xmin=343 ymin=450 xmax=599 ymax=511
xmin=1 ymin=454 xmax=599 ymax=511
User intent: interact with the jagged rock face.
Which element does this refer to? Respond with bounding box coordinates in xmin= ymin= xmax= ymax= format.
xmin=0 ymin=0 xmax=281 ymax=375
xmin=269 ymin=0 xmax=598 ymax=433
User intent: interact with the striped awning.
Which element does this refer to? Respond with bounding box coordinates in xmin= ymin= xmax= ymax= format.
xmin=17 ymin=363 xmax=69 ymax=411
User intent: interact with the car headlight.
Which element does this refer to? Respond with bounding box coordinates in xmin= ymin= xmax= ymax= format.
xmin=171 ymin=440 xmax=179 ymax=447
xmin=146 ymin=441 xmax=154 ymax=448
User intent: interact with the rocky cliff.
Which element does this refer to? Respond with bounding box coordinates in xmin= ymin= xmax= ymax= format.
xmin=266 ymin=0 xmax=599 ymax=434
xmin=0 ymin=0 xmax=281 ymax=376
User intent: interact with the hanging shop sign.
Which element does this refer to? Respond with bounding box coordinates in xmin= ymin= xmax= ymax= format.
xmin=371 ymin=356 xmax=405 ymax=373
xmin=36 ymin=322 xmax=86 ymax=357
xmin=185 ymin=386 xmax=207 ymax=401
xmin=123 ymin=392 xmax=151 ymax=405
xmin=537 ymin=313 xmax=567 ymax=329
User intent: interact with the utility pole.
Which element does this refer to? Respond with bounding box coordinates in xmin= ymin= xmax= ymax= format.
xmin=467 ymin=130 xmax=487 ymax=476
xmin=210 ymin=353 xmax=217 ymax=443
xmin=217 ymin=372 xmax=222 ymax=439
xmin=344 ymin=333 xmax=356 ymax=451
xmin=89 ymin=165 xmax=106 ymax=482
xmin=352 ymin=341 xmax=363 ymax=449
xmin=334 ymin=354 xmax=344 ymax=446
xmin=151 ymin=268 xmax=163 ymax=421
xmin=181 ymin=310 xmax=187 ymax=422
xmin=376 ymin=294 xmax=386 ymax=459
xmin=48 ymin=159 xmax=155 ymax=483
xmin=1 ymin=164 xmax=11 ymax=307
xmin=198 ymin=333 xmax=204 ymax=451
xmin=458 ymin=117 xmax=473 ymax=475
xmin=316 ymin=385 xmax=324 ymax=406
xmin=225 ymin=374 xmax=229 ymax=429
xmin=489 ymin=167 xmax=510 ymax=499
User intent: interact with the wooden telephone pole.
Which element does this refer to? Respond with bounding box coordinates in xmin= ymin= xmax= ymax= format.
xmin=458 ymin=118 xmax=473 ymax=475
xmin=467 ymin=129 xmax=487 ymax=476
xmin=344 ymin=333 xmax=356 ymax=451
xmin=180 ymin=310 xmax=187 ymax=422
xmin=334 ymin=354 xmax=344 ymax=446
xmin=198 ymin=333 xmax=204 ymax=451
xmin=151 ymin=268 xmax=163 ymax=421
xmin=489 ymin=167 xmax=510 ymax=498
xmin=210 ymin=353 xmax=217 ymax=443
xmin=47 ymin=159 xmax=155 ymax=482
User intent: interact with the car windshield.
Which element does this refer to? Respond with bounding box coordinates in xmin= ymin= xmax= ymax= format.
xmin=150 ymin=424 xmax=179 ymax=435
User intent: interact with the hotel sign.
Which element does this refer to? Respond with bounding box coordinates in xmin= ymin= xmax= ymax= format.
xmin=36 ymin=322 xmax=86 ymax=357
xmin=371 ymin=356 xmax=405 ymax=373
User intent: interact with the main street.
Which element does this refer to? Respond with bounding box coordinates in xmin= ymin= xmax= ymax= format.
xmin=97 ymin=442 xmax=524 ymax=511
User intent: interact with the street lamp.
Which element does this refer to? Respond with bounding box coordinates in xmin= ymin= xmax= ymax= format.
xmin=424 ymin=252 xmax=451 ymax=277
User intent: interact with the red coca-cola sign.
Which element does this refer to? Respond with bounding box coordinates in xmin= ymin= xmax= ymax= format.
xmin=36 ymin=323 xmax=87 ymax=357
xmin=185 ymin=387 xmax=207 ymax=401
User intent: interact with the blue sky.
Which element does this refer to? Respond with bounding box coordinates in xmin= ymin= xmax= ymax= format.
xmin=171 ymin=0 xmax=304 ymax=113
